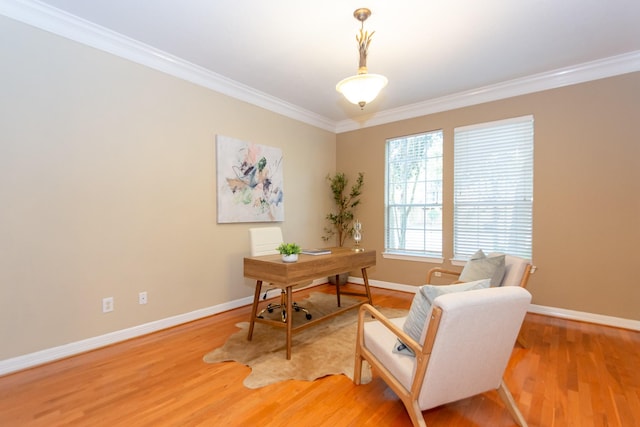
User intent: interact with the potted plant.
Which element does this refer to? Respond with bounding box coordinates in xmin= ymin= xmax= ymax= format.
xmin=322 ymin=172 xmax=365 ymax=246
xmin=277 ymin=242 xmax=301 ymax=263
xmin=322 ymin=172 xmax=365 ymax=284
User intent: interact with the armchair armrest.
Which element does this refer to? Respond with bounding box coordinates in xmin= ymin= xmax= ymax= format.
xmin=355 ymin=303 xmax=444 ymax=400
xmin=426 ymin=267 xmax=462 ymax=284
xmin=357 ymin=304 xmax=423 ymax=356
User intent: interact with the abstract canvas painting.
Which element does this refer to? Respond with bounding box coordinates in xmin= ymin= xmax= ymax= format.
xmin=216 ymin=135 xmax=284 ymax=223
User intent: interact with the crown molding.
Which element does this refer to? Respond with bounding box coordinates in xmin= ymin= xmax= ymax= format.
xmin=0 ymin=0 xmax=336 ymax=132
xmin=2 ymin=0 xmax=639 ymax=135
xmin=336 ymin=51 xmax=640 ymax=133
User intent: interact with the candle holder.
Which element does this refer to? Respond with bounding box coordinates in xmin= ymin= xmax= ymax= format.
xmin=352 ymin=220 xmax=364 ymax=252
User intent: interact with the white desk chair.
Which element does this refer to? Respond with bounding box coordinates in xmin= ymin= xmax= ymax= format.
xmin=249 ymin=227 xmax=311 ymax=322
xmin=354 ymin=286 xmax=531 ymax=427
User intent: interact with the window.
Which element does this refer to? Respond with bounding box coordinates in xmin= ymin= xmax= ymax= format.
xmin=385 ymin=131 xmax=443 ymax=258
xmin=453 ymin=116 xmax=534 ymax=259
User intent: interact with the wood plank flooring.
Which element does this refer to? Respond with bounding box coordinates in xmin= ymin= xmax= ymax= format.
xmin=0 ymin=284 xmax=638 ymax=426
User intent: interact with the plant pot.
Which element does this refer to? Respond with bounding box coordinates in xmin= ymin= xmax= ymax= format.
xmin=281 ymin=254 xmax=298 ymax=263
xmin=328 ymin=272 xmax=349 ymax=285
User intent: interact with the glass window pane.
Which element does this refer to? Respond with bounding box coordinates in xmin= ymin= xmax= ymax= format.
xmin=453 ymin=116 xmax=534 ymax=259
xmin=385 ymin=130 xmax=443 ymax=257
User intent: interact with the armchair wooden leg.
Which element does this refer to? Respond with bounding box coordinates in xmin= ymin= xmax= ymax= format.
xmin=353 ymin=352 xmax=363 ymax=385
xmin=354 ymin=318 xmax=364 ymax=385
xmin=405 ymin=400 xmax=427 ymax=427
xmin=497 ymin=380 xmax=528 ymax=427
xmin=516 ymin=330 xmax=528 ymax=348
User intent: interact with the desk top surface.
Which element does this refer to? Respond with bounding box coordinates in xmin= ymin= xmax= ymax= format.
xmin=243 ymin=247 xmax=376 ymax=285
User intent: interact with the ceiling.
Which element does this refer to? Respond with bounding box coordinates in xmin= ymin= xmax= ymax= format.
xmin=4 ymin=0 xmax=640 ymax=131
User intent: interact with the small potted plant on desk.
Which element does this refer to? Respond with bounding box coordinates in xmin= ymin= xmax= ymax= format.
xmin=277 ymin=242 xmax=301 ymax=263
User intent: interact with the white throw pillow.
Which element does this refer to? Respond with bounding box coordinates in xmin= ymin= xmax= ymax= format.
xmin=459 ymin=249 xmax=506 ymax=287
xmin=393 ymin=278 xmax=491 ymax=356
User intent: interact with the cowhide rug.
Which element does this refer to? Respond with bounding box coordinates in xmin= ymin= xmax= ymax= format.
xmin=203 ymin=291 xmax=407 ymax=389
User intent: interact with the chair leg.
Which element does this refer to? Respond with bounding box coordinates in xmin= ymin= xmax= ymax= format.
xmin=516 ymin=330 xmax=528 ymax=348
xmin=353 ymin=350 xmax=363 ymax=385
xmin=353 ymin=316 xmax=364 ymax=385
xmin=256 ymin=290 xmax=312 ymax=322
xmin=292 ymin=302 xmax=312 ymax=320
xmin=405 ymin=400 xmax=427 ymax=427
xmin=497 ymin=380 xmax=528 ymax=427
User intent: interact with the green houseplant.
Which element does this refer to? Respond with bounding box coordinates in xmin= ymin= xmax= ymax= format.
xmin=322 ymin=172 xmax=365 ymax=247
xmin=322 ymin=172 xmax=364 ymax=285
xmin=277 ymin=242 xmax=301 ymax=263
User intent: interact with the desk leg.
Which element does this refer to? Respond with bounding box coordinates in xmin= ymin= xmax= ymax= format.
xmin=285 ymin=285 xmax=293 ymax=360
xmin=362 ymin=268 xmax=373 ymax=304
xmin=248 ymin=280 xmax=262 ymax=341
xmin=335 ymin=274 xmax=341 ymax=307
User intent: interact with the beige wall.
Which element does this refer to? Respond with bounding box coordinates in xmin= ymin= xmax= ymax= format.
xmin=0 ymin=17 xmax=336 ymax=359
xmin=337 ymin=71 xmax=640 ymax=321
xmin=2 ymin=14 xmax=638 ymax=363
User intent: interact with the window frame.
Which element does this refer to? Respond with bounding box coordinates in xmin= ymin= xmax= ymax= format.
xmin=453 ymin=115 xmax=534 ymax=261
xmin=383 ymin=130 xmax=444 ymax=263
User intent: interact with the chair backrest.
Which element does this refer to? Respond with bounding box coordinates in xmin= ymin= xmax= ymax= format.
xmin=418 ymin=286 xmax=531 ymax=410
xmin=491 ymin=253 xmax=532 ymax=287
xmin=249 ymin=227 xmax=283 ymax=256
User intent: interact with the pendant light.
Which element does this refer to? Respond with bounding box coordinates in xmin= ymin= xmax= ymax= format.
xmin=336 ymin=8 xmax=388 ymax=109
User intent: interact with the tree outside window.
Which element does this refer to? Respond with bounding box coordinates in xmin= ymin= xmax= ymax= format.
xmin=385 ymin=131 xmax=443 ymax=257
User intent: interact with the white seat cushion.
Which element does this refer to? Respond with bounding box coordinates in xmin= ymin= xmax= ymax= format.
xmin=364 ymin=317 xmax=417 ymax=389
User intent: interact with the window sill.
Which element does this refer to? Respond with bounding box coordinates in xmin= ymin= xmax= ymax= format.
xmin=382 ymin=252 xmax=444 ymax=264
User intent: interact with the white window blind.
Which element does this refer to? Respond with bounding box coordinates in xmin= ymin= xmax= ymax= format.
xmin=454 ymin=116 xmax=533 ymax=259
xmin=385 ymin=130 xmax=443 ymax=257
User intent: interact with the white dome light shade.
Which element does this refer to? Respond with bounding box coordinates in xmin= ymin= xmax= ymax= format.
xmin=336 ymin=8 xmax=388 ymax=110
xmin=336 ymin=73 xmax=388 ymax=108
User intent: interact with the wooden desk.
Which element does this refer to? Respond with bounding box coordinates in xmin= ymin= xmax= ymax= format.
xmin=243 ymin=247 xmax=376 ymax=359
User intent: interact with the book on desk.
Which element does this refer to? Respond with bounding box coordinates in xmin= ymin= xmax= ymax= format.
xmin=301 ymin=248 xmax=332 ymax=255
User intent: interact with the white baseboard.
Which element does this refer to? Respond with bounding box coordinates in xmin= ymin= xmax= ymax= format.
xmin=365 ymin=278 xmax=422 ymax=294
xmin=0 ymin=295 xmax=253 ymax=377
xmin=0 ymin=279 xmax=323 ymax=377
xmin=1 ymin=277 xmax=637 ymax=376
xmin=363 ymin=277 xmax=640 ymax=331
xmin=526 ymin=304 xmax=640 ymax=331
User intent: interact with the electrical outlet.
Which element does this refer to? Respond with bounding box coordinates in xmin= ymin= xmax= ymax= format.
xmin=138 ymin=291 xmax=148 ymax=305
xmin=102 ymin=297 xmax=114 ymax=313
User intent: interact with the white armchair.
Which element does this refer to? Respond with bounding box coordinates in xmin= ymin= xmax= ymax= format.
xmin=426 ymin=254 xmax=533 ymax=288
xmin=354 ymin=286 xmax=531 ymax=427
xmin=426 ymin=252 xmax=534 ymax=347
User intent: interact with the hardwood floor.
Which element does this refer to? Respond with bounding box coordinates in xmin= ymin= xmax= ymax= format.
xmin=1 ymin=284 xmax=639 ymax=426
